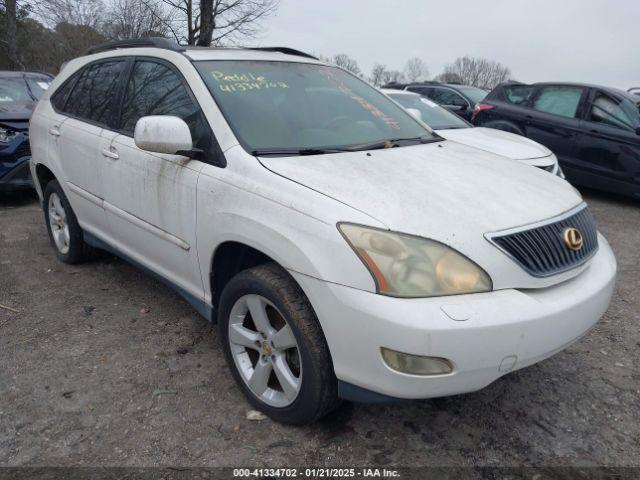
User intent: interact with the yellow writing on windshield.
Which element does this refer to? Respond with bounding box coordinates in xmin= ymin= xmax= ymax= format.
xmin=211 ymin=71 xmax=289 ymax=92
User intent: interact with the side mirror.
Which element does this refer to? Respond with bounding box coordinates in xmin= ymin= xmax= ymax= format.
xmin=406 ymin=108 xmax=422 ymax=121
xmin=134 ymin=115 xmax=195 ymax=156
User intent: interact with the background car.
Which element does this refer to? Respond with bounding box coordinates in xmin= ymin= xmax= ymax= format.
xmin=629 ymin=87 xmax=640 ymax=97
xmin=0 ymin=71 xmax=53 ymax=193
xmin=382 ymin=88 xmax=563 ymax=177
xmin=383 ymin=81 xmax=488 ymax=121
xmin=473 ymin=82 xmax=640 ymax=199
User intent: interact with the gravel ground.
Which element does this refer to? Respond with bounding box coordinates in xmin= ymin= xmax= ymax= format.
xmin=0 ymin=189 xmax=638 ymax=468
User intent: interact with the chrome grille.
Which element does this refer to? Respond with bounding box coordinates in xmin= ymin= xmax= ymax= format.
xmin=489 ymin=206 xmax=598 ymax=277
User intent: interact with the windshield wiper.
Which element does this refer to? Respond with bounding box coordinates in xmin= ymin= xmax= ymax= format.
xmin=251 ymin=147 xmax=349 ymax=157
xmin=346 ymin=136 xmax=440 ymax=152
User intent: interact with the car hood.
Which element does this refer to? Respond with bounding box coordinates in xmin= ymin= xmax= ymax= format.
xmin=259 ymin=140 xmax=581 ymax=252
xmin=436 ymin=127 xmax=552 ymax=161
xmin=0 ymin=103 xmax=34 ymax=130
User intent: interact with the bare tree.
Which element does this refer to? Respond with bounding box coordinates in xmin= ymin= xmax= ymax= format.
xmin=149 ymin=0 xmax=278 ymax=46
xmin=441 ymin=55 xmax=511 ymax=89
xmin=32 ymin=0 xmax=104 ymax=28
xmin=103 ymin=0 xmax=168 ymax=39
xmin=2 ymin=0 xmax=22 ymax=68
xmin=381 ymin=69 xmax=405 ymax=85
xmin=403 ymin=57 xmax=428 ymax=82
xmin=369 ymin=63 xmax=386 ymax=86
xmin=332 ymin=53 xmax=361 ymax=76
xmin=433 ymin=72 xmax=463 ymax=84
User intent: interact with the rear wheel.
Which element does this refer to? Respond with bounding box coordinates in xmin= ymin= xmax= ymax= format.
xmin=43 ymin=180 xmax=95 ymax=264
xmin=218 ymin=263 xmax=340 ymax=424
xmin=483 ymin=120 xmax=525 ymax=136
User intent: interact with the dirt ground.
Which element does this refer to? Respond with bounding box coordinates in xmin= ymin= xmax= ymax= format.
xmin=0 ymin=188 xmax=638 ymax=468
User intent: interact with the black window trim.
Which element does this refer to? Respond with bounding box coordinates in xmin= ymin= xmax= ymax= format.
xmin=50 ymin=57 xmax=130 ymax=131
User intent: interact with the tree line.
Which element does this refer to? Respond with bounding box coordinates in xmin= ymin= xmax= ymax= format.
xmin=326 ymin=53 xmax=512 ymax=90
xmin=1 ymin=0 xmax=512 ymax=90
xmin=0 ymin=0 xmax=278 ymax=72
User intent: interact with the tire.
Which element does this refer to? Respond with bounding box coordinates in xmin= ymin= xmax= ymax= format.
xmin=43 ymin=179 xmax=95 ymax=264
xmin=218 ymin=263 xmax=341 ymax=425
xmin=483 ymin=120 xmax=525 ymax=136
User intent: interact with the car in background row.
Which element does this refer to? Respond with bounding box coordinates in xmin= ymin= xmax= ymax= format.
xmin=473 ymin=82 xmax=640 ymax=199
xmin=382 ymin=81 xmax=488 ymax=122
xmin=629 ymin=87 xmax=640 ymax=97
xmin=382 ymin=89 xmax=563 ymax=177
xmin=0 ymin=71 xmax=53 ymax=192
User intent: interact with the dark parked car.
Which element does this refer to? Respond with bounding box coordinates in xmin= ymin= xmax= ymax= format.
xmin=473 ymin=82 xmax=640 ymax=199
xmin=0 ymin=71 xmax=53 ymax=192
xmin=382 ymin=81 xmax=488 ymax=121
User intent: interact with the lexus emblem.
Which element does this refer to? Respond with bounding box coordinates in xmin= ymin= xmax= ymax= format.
xmin=563 ymin=227 xmax=584 ymax=251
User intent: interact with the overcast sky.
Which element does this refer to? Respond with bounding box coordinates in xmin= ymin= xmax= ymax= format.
xmin=257 ymin=0 xmax=639 ymax=89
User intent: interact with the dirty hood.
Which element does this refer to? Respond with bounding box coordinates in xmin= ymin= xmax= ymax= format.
xmin=436 ymin=127 xmax=552 ymax=161
xmin=259 ymin=140 xmax=582 ymax=251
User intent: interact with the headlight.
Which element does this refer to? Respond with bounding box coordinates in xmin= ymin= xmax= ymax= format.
xmin=338 ymin=223 xmax=492 ymax=297
xmin=0 ymin=127 xmax=19 ymax=143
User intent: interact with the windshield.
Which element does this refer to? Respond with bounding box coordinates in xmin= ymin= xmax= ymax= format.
xmin=0 ymin=77 xmax=34 ymax=103
xmin=388 ymin=93 xmax=470 ymax=130
xmin=457 ymin=86 xmax=488 ymax=105
xmin=195 ymin=61 xmax=436 ymax=154
xmin=25 ymin=76 xmax=51 ymax=99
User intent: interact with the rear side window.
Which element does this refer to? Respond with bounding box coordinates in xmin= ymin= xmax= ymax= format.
xmin=532 ymin=86 xmax=584 ymax=118
xmin=64 ymin=60 xmax=124 ymax=125
xmin=120 ymin=61 xmax=202 ymax=137
xmin=503 ymin=85 xmax=534 ymax=105
xmin=406 ymin=86 xmax=433 ymax=96
xmin=51 ymin=73 xmax=80 ymax=111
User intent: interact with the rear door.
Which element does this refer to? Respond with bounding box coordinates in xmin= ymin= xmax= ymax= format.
xmin=524 ymin=85 xmax=587 ymax=169
xmin=52 ymin=59 xmax=126 ymax=238
xmin=574 ymin=89 xmax=640 ymax=194
xmin=101 ymin=58 xmax=210 ymax=303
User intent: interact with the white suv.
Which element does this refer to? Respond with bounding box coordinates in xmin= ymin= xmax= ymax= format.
xmin=29 ymin=39 xmax=617 ymax=424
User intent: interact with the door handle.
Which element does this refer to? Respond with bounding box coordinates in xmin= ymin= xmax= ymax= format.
xmin=49 ymin=126 xmax=61 ymax=136
xmin=101 ymin=148 xmax=119 ymax=160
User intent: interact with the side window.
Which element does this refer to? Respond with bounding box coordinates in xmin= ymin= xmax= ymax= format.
xmin=429 ymin=88 xmax=467 ymax=107
xmin=64 ymin=61 xmax=124 ymax=125
xmin=120 ymin=61 xmax=203 ymax=141
xmin=532 ymin=86 xmax=584 ymax=118
xmin=51 ymin=73 xmax=80 ymax=111
xmin=503 ymin=85 xmax=534 ymax=105
xmin=589 ymin=92 xmax=639 ymax=131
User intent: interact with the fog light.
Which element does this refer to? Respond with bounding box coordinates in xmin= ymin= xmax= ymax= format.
xmin=381 ymin=347 xmax=453 ymax=376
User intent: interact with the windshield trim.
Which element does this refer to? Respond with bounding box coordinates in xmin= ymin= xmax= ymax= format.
xmin=192 ymin=59 xmax=437 ymax=157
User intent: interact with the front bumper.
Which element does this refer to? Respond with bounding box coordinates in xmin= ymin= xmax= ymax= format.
xmin=291 ymin=233 xmax=616 ymax=400
xmin=0 ymin=133 xmax=32 ymax=192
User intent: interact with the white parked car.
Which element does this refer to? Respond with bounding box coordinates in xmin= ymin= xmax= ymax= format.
xmin=30 ymin=39 xmax=616 ymax=424
xmin=382 ymin=88 xmax=564 ymax=177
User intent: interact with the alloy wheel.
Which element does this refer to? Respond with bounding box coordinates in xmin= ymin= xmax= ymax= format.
xmin=48 ymin=192 xmax=70 ymax=254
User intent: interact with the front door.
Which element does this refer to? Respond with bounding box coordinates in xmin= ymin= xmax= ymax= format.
xmin=575 ymin=89 xmax=640 ymax=195
xmin=101 ymin=58 xmax=211 ymax=303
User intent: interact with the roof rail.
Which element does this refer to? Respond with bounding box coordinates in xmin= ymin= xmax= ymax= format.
xmin=247 ymin=47 xmax=318 ymax=60
xmin=85 ymin=37 xmax=186 ymax=56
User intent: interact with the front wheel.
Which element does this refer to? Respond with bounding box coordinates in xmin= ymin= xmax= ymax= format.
xmin=218 ymin=263 xmax=340 ymax=425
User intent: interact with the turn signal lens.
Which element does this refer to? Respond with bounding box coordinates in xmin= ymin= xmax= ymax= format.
xmin=381 ymin=347 xmax=453 ymax=376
